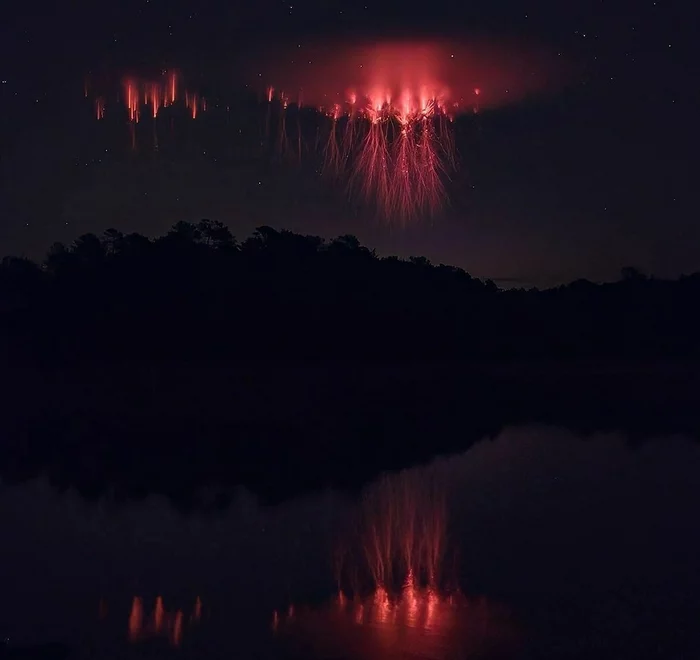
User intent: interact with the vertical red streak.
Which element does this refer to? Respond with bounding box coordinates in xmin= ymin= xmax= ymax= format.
xmin=153 ymin=596 xmax=164 ymax=632
xmin=125 ymin=596 xmax=202 ymax=647
xmin=151 ymin=83 xmax=160 ymax=118
xmin=128 ymin=597 xmax=143 ymax=641
xmin=171 ymin=611 xmax=183 ymax=647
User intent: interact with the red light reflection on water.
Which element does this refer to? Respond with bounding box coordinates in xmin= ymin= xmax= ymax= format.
xmin=276 ymin=588 xmax=520 ymax=659
xmin=335 ymin=468 xmax=450 ymax=597
xmin=274 ymin=465 xmax=521 ymax=658
xmin=125 ymin=595 xmax=201 ymax=647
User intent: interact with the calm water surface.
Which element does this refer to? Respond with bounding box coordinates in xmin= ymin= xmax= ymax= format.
xmin=1 ymin=425 xmax=699 ymax=659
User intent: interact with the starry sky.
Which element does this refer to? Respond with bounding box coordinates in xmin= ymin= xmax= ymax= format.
xmin=0 ymin=0 xmax=695 ymax=287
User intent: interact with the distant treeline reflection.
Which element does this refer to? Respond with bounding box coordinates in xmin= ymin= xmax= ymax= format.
xmin=1 ymin=223 xmax=700 ymax=508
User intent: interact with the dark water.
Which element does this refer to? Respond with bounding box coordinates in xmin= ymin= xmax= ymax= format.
xmin=1 ymin=425 xmax=699 ymax=659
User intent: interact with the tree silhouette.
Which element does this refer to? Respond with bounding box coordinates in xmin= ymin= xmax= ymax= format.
xmin=197 ymin=219 xmax=236 ymax=249
xmin=621 ymin=266 xmax=647 ymax=282
xmin=0 ymin=219 xmax=697 ymax=368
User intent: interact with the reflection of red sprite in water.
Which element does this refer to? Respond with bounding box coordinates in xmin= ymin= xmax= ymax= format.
xmin=347 ymin=469 xmax=449 ymax=596
xmin=274 ymin=467 xmax=458 ymax=632
xmin=272 ymin=467 xmax=454 ymax=627
xmin=274 ymin=465 xmax=521 ymax=657
xmin=125 ymin=595 xmax=202 ymax=647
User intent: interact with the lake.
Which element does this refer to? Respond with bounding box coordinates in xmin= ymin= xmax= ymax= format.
xmin=1 ymin=425 xmax=698 ymax=659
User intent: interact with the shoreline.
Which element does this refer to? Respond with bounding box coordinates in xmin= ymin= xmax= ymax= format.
xmin=1 ymin=359 xmax=698 ymax=507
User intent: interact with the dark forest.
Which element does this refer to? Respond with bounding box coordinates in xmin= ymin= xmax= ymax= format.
xmin=2 ymin=220 xmax=699 ymax=366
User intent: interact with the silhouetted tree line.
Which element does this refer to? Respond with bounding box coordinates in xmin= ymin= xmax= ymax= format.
xmin=1 ymin=221 xmax=699 ymax=366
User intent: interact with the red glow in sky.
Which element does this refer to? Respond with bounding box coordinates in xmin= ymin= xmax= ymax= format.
xmin=256 ymin=36 xmax=564 ymax=222
xmin=250 ymin=37 xmax=564 ymax=112
xmin=86 ymin=70 xmax=202 ymax=124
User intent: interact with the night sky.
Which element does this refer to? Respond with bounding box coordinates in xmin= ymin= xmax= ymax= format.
xmin=0 ymin=0 xmax=694 ymax=287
